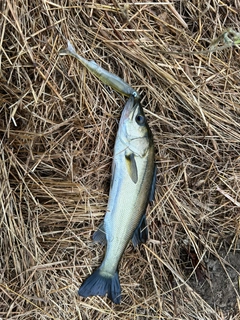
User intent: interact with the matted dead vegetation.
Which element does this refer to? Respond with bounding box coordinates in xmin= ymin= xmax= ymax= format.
xmin=1 ymin=0 xmax=240 ymax=319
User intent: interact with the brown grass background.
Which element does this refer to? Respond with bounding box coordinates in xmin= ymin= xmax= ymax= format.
xmin=1 ymin=1 xmax=240 ymax=319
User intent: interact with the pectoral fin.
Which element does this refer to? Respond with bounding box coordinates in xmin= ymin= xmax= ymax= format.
xmin=125 ymin=152 xmax=138 ymax=184
xmin=132 ymin=214 xmax=148 ymax=247
xmin=93 ymin=222 xmax=106 ymax=245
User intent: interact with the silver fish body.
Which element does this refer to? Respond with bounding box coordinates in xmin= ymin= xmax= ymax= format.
xmin=78 ymin=95 xmax=155 ymax=304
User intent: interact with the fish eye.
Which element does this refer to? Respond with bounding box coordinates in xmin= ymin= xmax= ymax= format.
xmin=135 ymin=114 xmax=145 ymax=125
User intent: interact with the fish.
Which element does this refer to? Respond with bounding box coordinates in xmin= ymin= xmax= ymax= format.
xmin=78 ymin=94 xmax=156 ymax=304
xmin=59 ymin=41 xmax=139 ymax=99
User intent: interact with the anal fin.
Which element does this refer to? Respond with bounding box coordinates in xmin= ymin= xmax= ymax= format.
xmin=93 ymin=222 xmax=107 ymax=245
xmin=132 ymin=215 xmax=148 ymax=247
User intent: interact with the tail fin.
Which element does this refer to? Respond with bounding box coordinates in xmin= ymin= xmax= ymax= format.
xmin=59 ymin=41 xmax=77 ymax=57
xmin=78 ymin=269 xmax=121 ymax=304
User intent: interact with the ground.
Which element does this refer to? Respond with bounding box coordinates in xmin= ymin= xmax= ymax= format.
xmin=188 ymin=245 xmax=240 ymax=317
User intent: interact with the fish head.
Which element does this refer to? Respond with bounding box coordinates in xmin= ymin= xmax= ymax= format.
xmin=119 ymin=95 xmax=152 ymax=157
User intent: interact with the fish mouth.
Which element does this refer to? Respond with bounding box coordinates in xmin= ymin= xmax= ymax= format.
xmin=121 ymin=95 xmax=140 ymax=122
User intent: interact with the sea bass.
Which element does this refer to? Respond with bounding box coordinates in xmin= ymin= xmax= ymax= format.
xmin=78 ymin=94 xmax=155 ymax=304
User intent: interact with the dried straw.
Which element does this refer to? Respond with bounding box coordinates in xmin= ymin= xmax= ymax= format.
xmin=1 ymin=0 xmax=240 ymax=319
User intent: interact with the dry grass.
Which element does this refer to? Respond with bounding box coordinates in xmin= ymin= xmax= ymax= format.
xmin=1 ymin=0 xmax=240 ymax=319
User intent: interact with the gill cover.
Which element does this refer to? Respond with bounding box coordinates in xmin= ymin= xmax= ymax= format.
xmin=119 ymin=95 xmax=152 ymax=182
xmin=119 ymin=95 xmax=151 ymax=158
